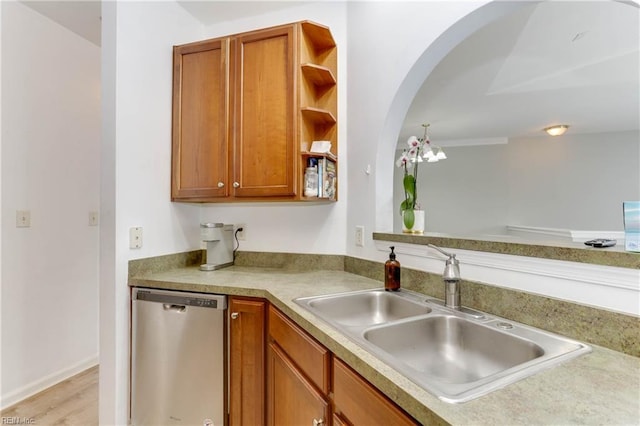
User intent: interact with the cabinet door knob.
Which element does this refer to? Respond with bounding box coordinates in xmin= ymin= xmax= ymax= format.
xmin=233 ymin=182 xmax=240 ymax=188
xmin=231 ymin=312 xmax=239 ymax=320
xmin=217 ymin=182 xmax=225 ymax=188
xmin=312 ymin=419 xmax=324 ymax=426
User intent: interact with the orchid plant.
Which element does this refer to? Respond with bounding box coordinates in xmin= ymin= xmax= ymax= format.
xmin=396 ymin=123 xmax=432 ymax=230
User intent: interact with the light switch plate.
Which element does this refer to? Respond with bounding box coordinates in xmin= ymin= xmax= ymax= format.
xmin=16 ymin=210 xmax=31 ymax=228
xmin=89 ymin=211 xmax=99 ymax=226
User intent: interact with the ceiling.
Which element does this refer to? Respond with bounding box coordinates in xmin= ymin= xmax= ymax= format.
xmin=401 ymin=1 xmax=640 ymax=144
xmin=20 ymin=0 xmax=310 ymax=47
xmin=177 ymin=1 xmax=314 ymax=25
xmin=19 ymin=1 xmax=639 ymax=145
xmin=21 ymin=0 xmax=101 ymax=46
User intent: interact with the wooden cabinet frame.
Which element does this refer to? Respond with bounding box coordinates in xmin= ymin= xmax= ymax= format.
xmin=229 ymin=297 xmax=266 ymax=426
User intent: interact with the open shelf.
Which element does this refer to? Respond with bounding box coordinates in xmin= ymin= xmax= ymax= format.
xmin=301 ymin=151 xmax=337 ymax=161
xmin=301 ymin=64 xmax=337 ymax=87
xmin=301 ymin=107 xmax=336 ymax=125
xmin=300 ymin=21 xmax=336 ymax=51
xmin=298 ymin=21 xmax=338 ymax=202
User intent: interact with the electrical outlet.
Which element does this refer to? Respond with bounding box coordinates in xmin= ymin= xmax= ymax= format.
xmin=129 ymin=227 xmax=143 ymax=249
xmin=355 ymin=225 xmax=364 ymax=247
xmin=236 ymin=224 xmax=246 ymax=241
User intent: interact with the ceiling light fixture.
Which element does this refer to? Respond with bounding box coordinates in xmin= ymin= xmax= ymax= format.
xmin=544 ymin=124 xmax=569 ymax=136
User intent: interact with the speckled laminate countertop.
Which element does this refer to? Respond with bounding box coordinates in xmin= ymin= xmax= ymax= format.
xmin=129 ymin=265 xmax=640 ymax=426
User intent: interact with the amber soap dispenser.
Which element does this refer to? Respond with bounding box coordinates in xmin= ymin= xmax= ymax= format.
xmin=385 ymin=246 xmax=401 ymax=291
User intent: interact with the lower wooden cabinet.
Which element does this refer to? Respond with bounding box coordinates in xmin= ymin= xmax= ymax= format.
xmin=267 ymin=342 xmax=330 ymax=426
xmin=229 ymin=300 xmax=419 ymax=426
xmin=229 ymin=297 xmax=266 ymax=426
xmin=333 ymin=358 xmax=418 ymax=426
xmin=267 ymin=305 xmax=330 ymax=426
xmin=267 ymin=305 xmax=330 ymax=392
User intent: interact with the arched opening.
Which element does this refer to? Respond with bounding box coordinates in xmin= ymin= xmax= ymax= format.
xmin=374 ymin=0 xmax=638 ymax=232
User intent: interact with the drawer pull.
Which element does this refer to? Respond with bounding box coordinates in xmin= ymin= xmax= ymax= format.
xmin=313 ymin=419 xmax=324 ymax=426
xmin=231 ymin=312 xmax=239 ymax=320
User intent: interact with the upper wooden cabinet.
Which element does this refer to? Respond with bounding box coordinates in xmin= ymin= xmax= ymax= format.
xmin=171 ymin=21 xmax=338 ymax=202
xmin=172 ymin=38 xmax=230 ymax=200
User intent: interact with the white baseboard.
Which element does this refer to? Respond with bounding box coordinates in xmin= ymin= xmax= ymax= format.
xmin=1 ymin=355 xmax=98 ymax=410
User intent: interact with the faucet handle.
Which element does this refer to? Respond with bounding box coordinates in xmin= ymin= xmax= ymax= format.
xmin=443 ymin=256 xmax=460 ymax=281
xmin=427 ymin=243 xmax=454 ymax=258
xmin=428 ymin=244 xmax=461 ymax=280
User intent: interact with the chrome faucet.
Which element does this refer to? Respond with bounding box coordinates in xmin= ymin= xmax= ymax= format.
xmin=427 ymin=244 xmax=461 ymax=309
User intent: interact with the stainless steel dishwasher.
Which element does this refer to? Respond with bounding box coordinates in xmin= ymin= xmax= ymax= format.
xmin=131 ymin=288 xmax=227 ymax=426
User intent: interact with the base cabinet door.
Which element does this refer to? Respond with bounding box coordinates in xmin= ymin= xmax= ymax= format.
xmin=333 ymin=358 xmax=418 ymax=426
xmin=229 ymin=297 xmax=266 ymax=426
xmin=267 ymin=342 xmax=330 ymax=426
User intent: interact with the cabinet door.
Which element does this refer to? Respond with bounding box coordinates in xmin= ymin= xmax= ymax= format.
xmin=231 ymin=25 xmax=296 ymax=198
xmin=333 ymin=358 xmax=418 ymax=426
xmin=172 ymin=38 xmax=230 ymax=200
xmin=229 ymin=298 xmax=266 ymax=426
xmin=267 ymin=342 xmax=330 ymax=426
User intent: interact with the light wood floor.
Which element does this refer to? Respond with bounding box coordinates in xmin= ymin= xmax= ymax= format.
xmin=1 ymin=365 xmax=98 ymax=425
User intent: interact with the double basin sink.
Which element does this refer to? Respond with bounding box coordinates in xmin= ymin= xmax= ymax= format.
xmin=294 ymin=288 xmax=591 ymax=403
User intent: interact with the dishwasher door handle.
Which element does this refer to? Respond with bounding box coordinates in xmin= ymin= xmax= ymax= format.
xmin=163 ymin=304 xmax=186 ymax=313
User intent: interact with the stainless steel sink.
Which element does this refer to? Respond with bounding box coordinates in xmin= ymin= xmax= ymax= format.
xmin=294 ymin=289 xmax=591 ymax=403
xmin=304 ymin=288 xmax=431 ymax=327
xmin=364 ymin=315 xmax=544 ymax=384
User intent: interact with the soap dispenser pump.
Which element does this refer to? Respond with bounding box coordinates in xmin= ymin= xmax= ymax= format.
xmin=385 ymin=246 xmax=401 ymax=291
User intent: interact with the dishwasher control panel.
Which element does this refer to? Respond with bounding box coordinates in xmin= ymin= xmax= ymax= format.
xmin=134 ymin=288 xmax=227 ymax=309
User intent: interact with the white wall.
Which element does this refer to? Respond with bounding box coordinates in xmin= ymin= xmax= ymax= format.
xmin=393 ymin=142 xmax=510 ymax=235
xmin=393 ymin=130 xmax=640 ymax=235
xmin=346 ymin=0 xmax=507 ymax=254
xmin=507 ymin=130 xmax=639 ymax=231
xmin=1 ymin=1 xmax=100 ymax=409
xmin=100 ymin=1 xmax=204 ymax=424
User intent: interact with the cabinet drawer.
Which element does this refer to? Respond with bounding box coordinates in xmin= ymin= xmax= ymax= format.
xmin=333 ymin=358 xmax=418 ymax=426
xmin=268 ymin=305 xmax=330 ymax=393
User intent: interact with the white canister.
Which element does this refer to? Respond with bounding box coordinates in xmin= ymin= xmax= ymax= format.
xmin=304 ymin=167 xmax=319 ymax=197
